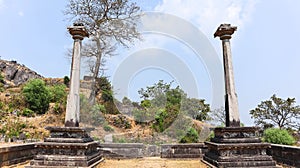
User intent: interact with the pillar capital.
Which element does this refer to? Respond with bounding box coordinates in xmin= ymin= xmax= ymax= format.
xmin=214 ymin=24 xmax=237 ymax=40
xmin=67 ymin=23 xmax=89 ymax=40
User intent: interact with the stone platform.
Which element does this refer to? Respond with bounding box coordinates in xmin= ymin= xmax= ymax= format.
xmin=203 ymin=127 xmax=277 ymax=168
xmin=26 ymin=126 xmax=102 ymax=168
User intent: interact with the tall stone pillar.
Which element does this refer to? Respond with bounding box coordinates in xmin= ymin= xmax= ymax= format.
xmin=65 ymin=23 xmax=89 ymax=127
xmin=27 ymin=23 xmax=102 ymax=168
xmin=202 ymin=24 xmax=276 ymax=167
xmin=214 ymin=24 xmax=240 ymax=127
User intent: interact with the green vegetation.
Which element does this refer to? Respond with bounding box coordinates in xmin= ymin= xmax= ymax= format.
xmin=137 ymin=80 xmax=210 ymax=134
xmin=179 ymin=127 xmax=199 ymax=143
xmin=63 ymin=76 xmax=70 ymax=86
xmin=0 ymin=116 xmax=27 ymax=139
xmin=263 ymin=128 xmax=296 ymax=145
xmin=0 ymin=73 xmax=4 ymax=92
xmin=97 ymin=77 xmax=119 ymax=114
xmin=80 ymin=94 xmax=106 ymax=126
xmin=21 ymin=108 xmax=35 ymax=117
xmin=250 ymin=94 xmax=300 ymax=130
xmin=103 ymin=123 xmax=114 ymax=132
xmin=22 ymin=79 xmax=51 ymax=114
xmin=49 ymin=84 xmax=67 ymax=103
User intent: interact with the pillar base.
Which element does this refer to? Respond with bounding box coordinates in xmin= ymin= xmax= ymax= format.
xmin=203 ymin=127 xmax=277 ymax=167
xmin=26 ymin=126 xmax=102 ymax=168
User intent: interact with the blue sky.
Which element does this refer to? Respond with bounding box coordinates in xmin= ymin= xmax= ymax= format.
xmin=0 ymin=0 xmax=300 ymax=125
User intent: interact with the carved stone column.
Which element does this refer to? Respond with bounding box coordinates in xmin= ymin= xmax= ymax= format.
xmin=202 ymin=24 xmax=276 ymax=168
xmin=65 ymin=23 xmax=89 ymax=127
xmin=27 ymin=24 xmax=102 ymax=168
xmin=214 ymin=24 xmax=240 ymax=127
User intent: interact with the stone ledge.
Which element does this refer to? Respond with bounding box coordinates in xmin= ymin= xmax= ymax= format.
xmin=205 ymin=141 xmax=271 ymax=150
xmin=0 ymin=143 xmax=37 ymax=167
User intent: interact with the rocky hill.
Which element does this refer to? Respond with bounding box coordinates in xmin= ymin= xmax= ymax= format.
xmin=0 ymin=59 xmax=43 ymax=87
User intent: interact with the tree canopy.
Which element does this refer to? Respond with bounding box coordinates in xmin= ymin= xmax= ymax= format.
xmin=250 ymin=94 xmax=300 ymax=130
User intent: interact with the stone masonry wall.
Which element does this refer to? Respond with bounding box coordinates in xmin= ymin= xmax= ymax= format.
xmin=0 ymin=143 xmax=37 ymax=167
xmin=2 ymin=142 xmax=300 ymax=167
xmin=267 ymin=144 xmax=300 ymax=167
xmin=161 ymin=143 xmax=207 ymax=158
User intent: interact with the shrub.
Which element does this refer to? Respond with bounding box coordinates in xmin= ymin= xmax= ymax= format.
xmin=0 ymin=116 xmax=27 ymax=139
xmin=63 ymin=76 xmax=70 ymax=86
xmin=22 ymin=79 xmax=51 ymax=114
xmin=49 ymin=84 xmax=67 ymax=103
xmin=21 ymin=108 xmax=35 ymax=117
xmin=103 ymin=124 xmax=114 ymax=132
xmin=179 ymin=127 xmax=199 ymax=143
xmin=263 ymin=128 xmax=296 ymax=145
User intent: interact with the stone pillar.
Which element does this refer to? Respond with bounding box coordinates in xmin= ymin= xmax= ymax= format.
xmin=214 ymin=24 xmax=240 ymax=127
xmin=65 ymin=23 xmax=89 ymax=127
xmin=202 ymin=24 xmax=277 ymax=168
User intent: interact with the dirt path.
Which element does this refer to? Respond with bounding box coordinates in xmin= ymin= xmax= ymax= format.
xmin=97 ymin=157 xmax=208 ymax=168
xmin=4 ymin=158 xmax=208 ymax=168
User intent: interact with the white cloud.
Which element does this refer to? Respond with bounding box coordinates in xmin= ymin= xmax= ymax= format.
xmin=18 ymin=11 xmax=24 ymax=16
xmin=154 ymin=0 xmax=259 ymax=36
xmin=0 ymin=0 xmax=5 ymax=9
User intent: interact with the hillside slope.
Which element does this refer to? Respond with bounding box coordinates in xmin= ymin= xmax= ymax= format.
xmin=0 ymin=59 xmax=43 ymax=87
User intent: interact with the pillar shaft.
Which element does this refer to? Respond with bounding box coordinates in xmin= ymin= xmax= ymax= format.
xmin=65 ymin=24 xmax=88 ymax=127
xmin=214 ymin=24 xmax=240 ymax=127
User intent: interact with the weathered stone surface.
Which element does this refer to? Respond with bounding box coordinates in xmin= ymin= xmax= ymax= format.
xmin=161 ymin=143 xmax=207 ymax=158
xmin=214 ymin=23 xmax=240 ymax=127
xmin=203 ymin=24 xmax=277 ymax=167
xmin=203 ymin=127 xmax=277 ymax=168
xmin=99 ymin=143 xmax=144 ymax=158
xmin=27 ymin=127 xmax=101 ymax=168
xmin=268 ymin=144 xmax=300 ymax=167
xmin=65 ymin=23 xmax=89 ymax=127
xmin=0 ymin=143 xmax=37 ymax=167
xmin=0 ymin=59 xmax=43 ymax=86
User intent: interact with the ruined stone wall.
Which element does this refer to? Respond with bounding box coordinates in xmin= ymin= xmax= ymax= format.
xmin=98 ymin=143 xmax=207 ymax=159
xmin=268 ymin=144 xmax=300 ymax=167
xmin=0 ymin=143 xmax=37 ymax=167
xmin=161 ymin=143 xmax=207 ymax=158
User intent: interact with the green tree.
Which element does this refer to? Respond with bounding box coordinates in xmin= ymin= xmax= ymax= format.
xmin=65 ymin=0 xmax=142 ymax=104
xmin=250 ymin=94 xmax=300 ymax=129
xmin=138 ymin=80 xmax=210 ymax=133
xmin=22 ymin=79 xmax=51 ymax=114
xmin=181 ymin=98 xmax=210 ymax=121
xmin=138 ymin=80 xmax=172 ymax=107
xmin=263 ymin=128 xmax=296 ymax=145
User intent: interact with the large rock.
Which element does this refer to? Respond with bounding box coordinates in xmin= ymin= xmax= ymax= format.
xmin=0 ymin=59 xmax=43 ymax=86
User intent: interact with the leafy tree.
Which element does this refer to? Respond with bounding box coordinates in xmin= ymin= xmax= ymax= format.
xmin=138 ymin=80 xmax=210 ymax=132
xmin=263 ymin=128 xmax=296 ymax=145
xmin=250 ymin=94 xmax=300 ymax=129
xmin=22 ymin=79 xmax=51 ymax=114
xmin=138 ymin=80 xmax=172 ymax=107
xmin=64 ymin=0 xmax=142 ymax=104
xmin=181 ymin=98 xmax=210 ymax=121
